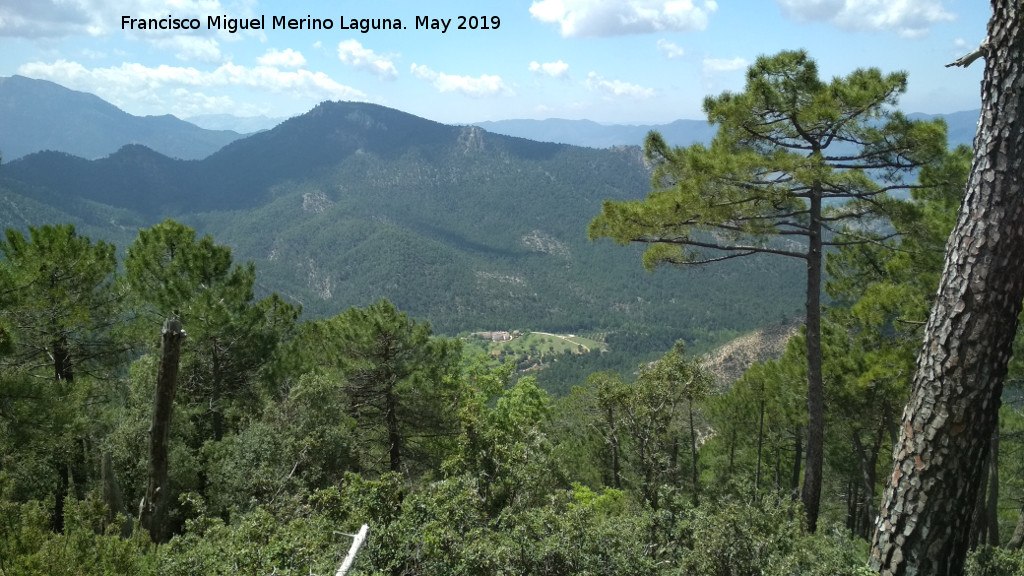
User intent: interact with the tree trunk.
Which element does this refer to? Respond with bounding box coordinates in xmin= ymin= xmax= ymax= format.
xmin=847 ymin=480 xmax=857 ymax=534
xmin=853 ymin=426 xmax=883 ymax=541
xmin=101 ymin=451 xmax=132 ymax=537
xmin=1008 ymin=505 xmax=1024 ymax=550
xmin=140 ymin=316 xmax=185 ymax=543
xmin=985 ymin=431 xmax=1000 ymax=545
xmin=802 ymin=183 xmax=825 ymax=532
xmin=211 ymin=341 xmax=224 ymax=442
xmin=869 ymin=3 xmax=1024 ymax=572
xmin=774 ymin=444 xmax=780 ymax=493
xmin=755 ymin=394 xmax=765 ymax=496
xmin=607 ymin=406 xmax=621 ymax=489
xmin=52 ymin=333 xmax=73 ymax=383
xmin=791 ymin=426 xmax=803 ymax=501
xmin=51 ymin=462 xmax=69 ymax=532
xmin=688 ymin=400 xmax=699 ymax=506
xmin=969 ymin=457 xmax=988 ymax=550
xmin=385 ymin=386 xmax=401 ymax=473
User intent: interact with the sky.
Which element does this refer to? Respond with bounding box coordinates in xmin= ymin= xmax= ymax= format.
xmin=0 ymin=0 xmax=990 ymax=126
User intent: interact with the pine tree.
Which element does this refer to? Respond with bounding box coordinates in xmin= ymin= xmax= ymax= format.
xmin=589 ymin=50 xmax=947 ymax=530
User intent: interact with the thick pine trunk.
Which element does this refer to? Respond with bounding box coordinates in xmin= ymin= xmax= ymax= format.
xmin=802 ymin=188 xmax=825 ymax=532
xmin=869 ymin=2 xmax=1024 ymax=572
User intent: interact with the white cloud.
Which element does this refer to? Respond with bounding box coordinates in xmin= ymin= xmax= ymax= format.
xmin=337 ymin=40 xmax=398 ymax=80
xmin=529 ymin=60 xmax=570 ymax=79
xmin=657 ymin=39 xmax=685 ymax=58
xmin=17 ymin=58 xmax=366 ymax=116
xmin=702 ymin=57 xmax=748 ymax=74
xmin=410 ymin=64 xmax=512 ymax=97
xmin=776 ymin=0 xmax=955 ymax=37
xmin=0 ymin=0 xmax=226 ymax=38
xmin=258 ymin=48 xmax=306 ymax=69
xmin=530 ymin=0 xmax=718 ymax=37
xmin=153 ymin=36 xmax=223 ymax=63
xmin=584 ymin=72 xmax=655 ymax=99
xmin=0 ymin=0 xmax=104 ymax=37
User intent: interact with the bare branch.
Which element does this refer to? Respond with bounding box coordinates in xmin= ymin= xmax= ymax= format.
xmin=946 ymin=39 xmax=990 ymax=68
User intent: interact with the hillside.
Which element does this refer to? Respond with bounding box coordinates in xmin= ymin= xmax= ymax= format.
xmin=0 ymin=100 xmax=807 ymax=361
xmin=0 ymin=75 xmax=243 ymax=161
xmin=701 ymin=320 xmax=802 ymax=386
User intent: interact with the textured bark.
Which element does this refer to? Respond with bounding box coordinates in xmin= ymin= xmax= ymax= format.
xmin=140 ymin=317 xmax=185 ymax=543
xmin=869 ymin=2 xmax=1024 ymax=573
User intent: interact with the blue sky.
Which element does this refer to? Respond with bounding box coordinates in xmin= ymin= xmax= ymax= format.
xmin=0 ymin=0 xmax=989 ymax=125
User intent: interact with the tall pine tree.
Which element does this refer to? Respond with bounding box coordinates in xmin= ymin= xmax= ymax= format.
xmin=589 ymin=50 xmax=947 ymax=530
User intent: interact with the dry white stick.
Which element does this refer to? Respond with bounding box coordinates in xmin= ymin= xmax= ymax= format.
xmin=334 ymin=524 xmax=369 ymax=576
xmin=946 ymin=39 xmax=989 ymax=68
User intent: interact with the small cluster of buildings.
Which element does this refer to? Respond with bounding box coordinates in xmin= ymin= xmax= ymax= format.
xmin=470 ymin=330 xmax=522 ymax=342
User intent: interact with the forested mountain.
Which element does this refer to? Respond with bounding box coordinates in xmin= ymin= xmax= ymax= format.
xmin=0 ymin=100 xmax=806 ymax=359
xmin=0 ymin=75 xmax=244 ymax=161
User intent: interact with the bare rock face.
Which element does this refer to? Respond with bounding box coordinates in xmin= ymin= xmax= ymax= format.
xmin=520 ymin=230 xmax=570 ymax=258
xmin=701 ymin=319 xmax=801 ymax=387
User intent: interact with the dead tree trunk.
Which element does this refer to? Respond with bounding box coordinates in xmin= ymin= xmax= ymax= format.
xmin=140 ymin=315 xmax=185 ymax=543
xmin=870 ymin=2 xmax=1024 ymax=573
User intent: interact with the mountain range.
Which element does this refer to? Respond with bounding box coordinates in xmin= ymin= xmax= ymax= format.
xmin=0 ymin=75 xmax=244 ymax=161
xmin=2 ymin=76 xmax=981 ymax=159
xmin=476 ymin=111 xmax=979 ymax=150
xmin=0 ymin=76 xmax=978 ymax=384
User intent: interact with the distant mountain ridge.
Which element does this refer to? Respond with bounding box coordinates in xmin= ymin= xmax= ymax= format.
xmin=2 ymin=74 xmax=980 ymax=160
xmin=0 ymin=75 xmax=245 ymax=161
xmin=472 ymin=118 xmax=719 ymax=149
xmin=186 ymin=113 xmax=286 ymax=133
xmin=476 ymin=110 xmax=981 ymax=149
